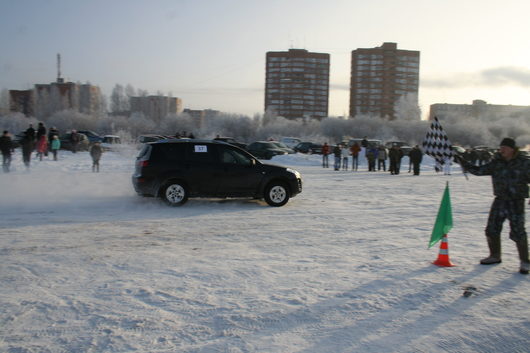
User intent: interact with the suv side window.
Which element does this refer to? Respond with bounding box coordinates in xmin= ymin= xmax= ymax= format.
xmin=162 ymin=143 xmax=185 ymax=162
xmin=219 ymin=146 xmax=253 ymax=166
xmin=137 ymin=144 xmax=151 ymax=159
xmin=152 ymin=144 xmax=186 ymax=162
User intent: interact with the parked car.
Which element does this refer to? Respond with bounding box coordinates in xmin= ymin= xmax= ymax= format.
xmin=348 ymin=138 xmax=382 ymax=148
xmin=213 ymin=136 xmax=247 ymax=150
xmin=60 ymin=132 xmax=90 ymax=151
xmin=77 ymin=130 xmax=103 ymax=143
xmin=136 ymin=135 xmax=169 ymax=144
xmin=246 ymin=141 xmax=288 ymax=160
xmin=132 ymin=139 xmax=302 ymax=207
xmin=280 ymin=137 xmax=301 ymax=149
xmin=451 ymin=146 xmax=466 ymax=155
xmin=101 ymin=135 xmax=121 ymax=151
xmin=11 ymin=131 xmax=26 ymax=149
xmin=293 ymin=142 xmax=323 ymax=154
xmin=270 ymin=141 xmax=296 ymax=154
xmin=385 ymin=141 xmax=412 ymax=155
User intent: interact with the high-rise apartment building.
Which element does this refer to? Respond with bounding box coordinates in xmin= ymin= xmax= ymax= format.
xmin=349 ymin=42 xmax=420 ymax=119
xmin=130 ymin=95 xmax=183 ymax=122
xmin=10 ymin=81 xmax=103 ymax=118
xmin=265 ymin=49 xmax=330 ymax=119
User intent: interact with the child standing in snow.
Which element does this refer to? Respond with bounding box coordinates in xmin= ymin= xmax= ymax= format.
xmin=50 ymin=135 xmax=61 ymax=161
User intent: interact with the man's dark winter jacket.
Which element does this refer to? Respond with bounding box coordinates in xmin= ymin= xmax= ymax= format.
xmin=0 ymin=135 xmax=13 ymax=154
xmin=388 ymin=148 xmax=403 ymax=162
xmin=409 ymin=148 xmax=423 ymax=164
xmin=462 ymin=151 xmax=530 ymax=200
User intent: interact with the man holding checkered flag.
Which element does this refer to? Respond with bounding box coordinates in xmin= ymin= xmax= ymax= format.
xmin=422 ymin=116 xmax=454 ymax=174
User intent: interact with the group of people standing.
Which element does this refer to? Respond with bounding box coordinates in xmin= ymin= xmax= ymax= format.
xmin=322 ymin=139 xmax=424 ymax=176
xmin=0 ymin=123 xmax=103 ymax=173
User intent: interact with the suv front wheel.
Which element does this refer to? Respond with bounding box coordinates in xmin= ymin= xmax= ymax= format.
xmin=264 ymin=182 xmax=289 ymax=207
xmin=161 ymin=181 xmax=188 ymax=206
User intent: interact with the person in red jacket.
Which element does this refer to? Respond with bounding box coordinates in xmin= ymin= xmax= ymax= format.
xmin=321 ymin=142 xmax=330 ymax=168
xmin=350 ymin=143 xmax=361 ymax=171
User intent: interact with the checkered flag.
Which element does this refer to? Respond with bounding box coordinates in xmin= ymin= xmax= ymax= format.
xmin=422 ymin=116 xmax=453 ymax=172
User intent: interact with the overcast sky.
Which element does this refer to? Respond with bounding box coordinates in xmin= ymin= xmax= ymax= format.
xmin=1 ymin=0 xmax=529 ymax=119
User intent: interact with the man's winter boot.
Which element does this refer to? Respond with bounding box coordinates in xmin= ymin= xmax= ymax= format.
xmin=516 ymin=237 xmax=529 ymax=275
xmin=480 ymin=236 xmax=502 ymax=265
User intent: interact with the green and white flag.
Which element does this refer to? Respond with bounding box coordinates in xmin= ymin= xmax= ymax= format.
xmin=428 ymin=182 xmax=453 ymax=248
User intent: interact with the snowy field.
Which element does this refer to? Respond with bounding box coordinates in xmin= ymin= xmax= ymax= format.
xmin=1 ymin=146 xmax=529 ymax=353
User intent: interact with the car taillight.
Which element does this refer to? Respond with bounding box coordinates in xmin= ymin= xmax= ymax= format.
xmin=138 ymin=160 xmax=149 ymax=167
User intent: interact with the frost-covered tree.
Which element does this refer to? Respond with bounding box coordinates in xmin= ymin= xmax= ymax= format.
xmin=0 ymin=112 xmax=38 ymax=134
xmin=110 ymin=84 xmax=128 ymax=113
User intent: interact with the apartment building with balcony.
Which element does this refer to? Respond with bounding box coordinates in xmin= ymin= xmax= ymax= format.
xmin=429 ymin=99 xmax=530 ymax=121
xmin=130 ymin=95 xmax=183 ymax=122
xmin=9 ymin=81 xmax=103 ymax=118
xmin=349 ymin=42 xmax=420 ymax=119
xmin=265 ymin=49 xmax=330 ymax=120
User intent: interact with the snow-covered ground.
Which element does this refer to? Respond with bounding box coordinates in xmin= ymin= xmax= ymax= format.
xmin=1 ymin=146 xmax=529 ymax=353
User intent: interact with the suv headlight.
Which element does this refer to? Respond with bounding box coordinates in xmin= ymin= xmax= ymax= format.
xmin=286 ymin=168 xmax=300 ymax=178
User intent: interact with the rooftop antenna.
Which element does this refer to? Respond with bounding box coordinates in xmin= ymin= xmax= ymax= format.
xmin=57 ymin=53 xmax=64 ymax=83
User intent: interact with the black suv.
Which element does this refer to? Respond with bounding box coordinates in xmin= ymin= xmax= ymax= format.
xmin=132 ymin=140 xmax=302 ymax=206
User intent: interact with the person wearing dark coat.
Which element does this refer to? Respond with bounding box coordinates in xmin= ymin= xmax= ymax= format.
xmin=333 ymin=145 xmax=342 ymax=171
xmin=366 ymin=146 xmax=377 ymax=171
xmin=21 ymin=132 xmax=34 ymax=168
xmin=36 ymin=122 xmax=46 ymax=140
xmin=408 ymin=145 xmax=423 ymax=175
xmin=388 ymin=145 xmax=404 ymax=175
xmin=70 ymin=130 xmax=80 ymax=153
xmin=0 ymin=130 xmax=14 ymax=172
xmin=25 ymin=124 xmax=36 ymax=143
xmin=457 ymin=137 xmax=530 ymax=274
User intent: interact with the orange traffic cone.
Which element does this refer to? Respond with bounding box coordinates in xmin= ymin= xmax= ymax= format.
xmin=433 ymin=234 xmax=455 ymax=267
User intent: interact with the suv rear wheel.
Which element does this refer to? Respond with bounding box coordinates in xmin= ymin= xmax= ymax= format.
xmin=264 ymin=182 xmax=289 ymax=207
xmin=161 ymin=181 xmax=188 ymax=206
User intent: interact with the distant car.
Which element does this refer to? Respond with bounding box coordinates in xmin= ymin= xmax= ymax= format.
xmin=60 ymin=132 xmax=89 ymax=151
xmin=77 ymin=130 xmax=103 ymax=143
xmin=349 ymin=138 xmax=382 ymax=148
xmin=246 ymin=141 xmax=288 ymax=160
xmin=136 ymin=135 xmax=169 ymax=144
xmin=213 ymin=136 xmax=247 ymax=150
xmin=385 ymin=141 xmax=408 ymax=149
xmin=280 ymin=137 xmax=301 ymax=149
xmin=270 ymin=141 xmax=296 ymax=154
xmin=11 ymin=131 xmax=26 ymax=148
xmin=132 ymin=139 xmax=302 ymax=207
xmin=101 ymin=135 xmax=121 ymax=151
xmin=383 ymin=141 xmax=412 ymax=155
xmin=294 ymin=142 xmax=323 ymax=154
xmin=102 ymin=135 xmax=121 ymax=144
xmin=451 ymin=146 xmax=466 ymax=155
